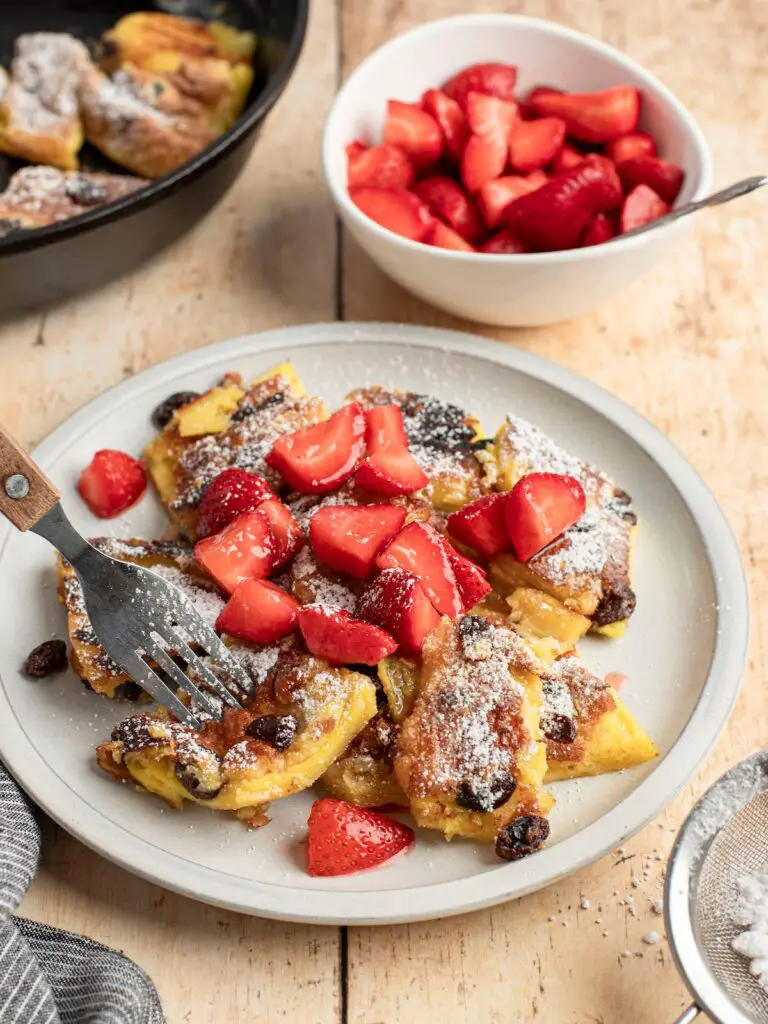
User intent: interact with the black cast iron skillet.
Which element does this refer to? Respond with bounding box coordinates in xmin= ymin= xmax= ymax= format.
xmin=0 ymin=0 xmax=309 ymax=320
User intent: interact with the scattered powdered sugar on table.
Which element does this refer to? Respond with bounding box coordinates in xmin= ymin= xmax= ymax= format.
xmin=731 ymin=865 xmax=768 ymax=990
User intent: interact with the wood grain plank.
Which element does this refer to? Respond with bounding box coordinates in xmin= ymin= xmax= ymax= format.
xmin=341 ymin=1 xmax=767 ymax=1022
xmin=6 ymin=3 xmax=342 ymax=1022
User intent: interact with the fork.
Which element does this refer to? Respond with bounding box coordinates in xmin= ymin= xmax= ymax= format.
xmin=0 ymin=425 xmax=252 ymax=728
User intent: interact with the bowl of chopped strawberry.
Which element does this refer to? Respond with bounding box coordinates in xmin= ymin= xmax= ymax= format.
xmin=322 ymin=14 xmax=712 ymax=326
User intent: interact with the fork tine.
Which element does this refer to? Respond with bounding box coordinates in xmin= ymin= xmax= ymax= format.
xmin=146 ymin=638 xmax=224 ymax=721
xmin=119 ymin=649 xmax=201 ymax=729
xmin=169 ymin=617 xmax=253 ymax=696
xmin=166 ymin=628 xmax=244 ymax=708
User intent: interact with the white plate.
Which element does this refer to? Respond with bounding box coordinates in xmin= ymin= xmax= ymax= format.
xmin=0 ymin=323 xmax=748 ymax=925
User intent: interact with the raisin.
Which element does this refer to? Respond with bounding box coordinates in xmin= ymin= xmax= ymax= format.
xmin=495 ymin=814 xmax=550 ymax=861
xmin=24 ymin=639 xmax=68 ymax=678
xmin=151 ymin=391 xmax=200 ymax=429
xmin=457 ymin=771 xmax=517 ymax=812
xmin=246 ymin=713 xmax=298 ymax=752
xmin=116 ymin=681 xmax=144 ymax=702
xmin=458 ymin=614 xmax=494 ymax=660
xmin=593 ymin=583 xmax=637 ymax=627
xmin=542 ymin=712 xmax=577 ymax=744
xmin=66 ymin=178 xmax=108 ymax=206
xmin=175 ymin=757 xmax=222 ymax=800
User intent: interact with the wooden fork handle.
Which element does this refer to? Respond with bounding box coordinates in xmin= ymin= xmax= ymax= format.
xmin=0 ymin=423 xmax=60 ymax=531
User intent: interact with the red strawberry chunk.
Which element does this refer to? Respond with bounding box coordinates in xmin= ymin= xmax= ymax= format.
xmin=505 ymin=154 xmax=623 ymax=251
xmin=447 ymin=492 xmax=510 ymax=558
xmin=257 ymin=498 xmax=303 ymax=569
xmin=508 ymin=116 xmax=566 ymax=173
xmin=442 ymin=62 xmax=518 ymax=109
xmin=383 ymin=100 xmax=443 ymax=168
xmin=356 ymin=449 xmax=429 ymax=497
xmin=357 ymin=568 xmax=441 ymax=656
xmin=617 ymin=156 xmax=685 ymax=205
xmin=364 ymin=404 xmax=408 ymax=455
xmin=310 ymin=503 xmax=406 ymax=579
xmin=478 ymin=175 xmax=541 ymax=230
xmin=479 ymin=228 xmax=529 ymax=255
xmin=298 ymin=605 xmax=397 ymax=666
xmin=620 ymin=184 xmax=669 ymax=233
xmin=605 ymin=131 xmax=657 ymax=165
xmin=347 ymin=143 xmax=415 ymax=189
xmin=194 ymin=509 xmax=275 ymax=593
xmin=349 ymin=186 xmax=434 ymax=241
xmin=216 ymin=579 xmax=299 ymax=644
xmin=426 ymin=220 xmax=476 ymax=252
xmin=550 ymin=144 xmax=585 ymax=176
xmin=504 ymin=472 xmax=586 ymax=561
xmin=307 ymin=798 xmax=414 ymax=877
xmin=412 ymin=175 xmax=484 ymax=243
xmin=266 ymin=402 xmax=366 ymax=494
xmin=421 ymin=89 xmax=468 ymax=160
xmin=581 ymin=212 xmax=616 ymax=247
xmin=77 ymin=449 xmax=146 ymax=519
xmin=345 ymin=139 xmax=367 ymax=161
xmin=445 ymin=546 xmax=492 ymax=612
xmin=196 ymin=467 xmax=273 ymax=540
xmin=375 ymin=521 xmax=462 ymax=617
xmin=461 ymin=92 xmax=518 ymax=193
xmin=529 ymin=86 xmax=640 ymax=143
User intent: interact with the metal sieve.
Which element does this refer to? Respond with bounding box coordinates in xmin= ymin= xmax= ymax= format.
xmin=666 ymin=751 xmax=768 ymax=1023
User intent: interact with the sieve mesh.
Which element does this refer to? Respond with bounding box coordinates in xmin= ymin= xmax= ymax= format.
xmin=695 ymin=791 xmax=768 ymax=1022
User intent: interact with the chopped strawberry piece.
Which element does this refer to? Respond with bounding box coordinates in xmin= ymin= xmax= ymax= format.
xmin=461 ymin=92 xmax=518 ymax=193
xmin=581 ymin=212 xmax=616 ymax=247
xmin=357 ymin=568 xmax=441 ymax=656
xmin=620 ymin=184 xmax=669 ymax=232
xmin=421 ymin=89 xmax=468 ymax=160
xmin=523 ymin=85 xmax=563 ymax=105
xmin=298 ymin=605 xmax=397 ymax=666
xmin=216 ymin=579 xmax=299 ymax=644
xmin=266 ymin=402 xmax=366 ymax=494
xmin=364 ymin=404 xmax=408 ymax=455
xmin=310 ymin=503 xmax=406 ymax=579
xmin=347 ymin=142 xmax=415 ymax=189
xmin=426 ymin=220 xmax=476 ymax=251
xmin=445 ymin=546 xmax=492 ymax=611
xmin=194 ymin=509 xmax=274 ymax=593
xmin=307 ymin=798 xmax=414 ymax=876
xmin=383 ymin=100 xmax=443 ymax=169
xmin=525 ymin=170 xmax=549 ymax=189
xmin=356 ymin=449 xmax=429 ymax=496
xmin=257 ymin=498 xmax=303 ymax=569
xmin=504 ymin=472 xmax=586 ymax=561
xmin=550 ymin=144 xmax=585 ymax=175
xmin=479 ymin=228 xmax=529 ymax=254
xmin=345 ymin=139 xmax=367 ymax=161
xmin=196 ymin=467 xmax=273 ymax=540
xmin=375 ymin=521 xmax=462 ymax=617
xmin=349 ymin=186 xmax=433 ymax=241
xmin=442 ymin=62 xmax=518 ymax=109
xmin=447 ymin=492 xmax=510 ymax=558
xmin=508 ymin=116 xmax=566 ymax=173
xmin=605 ymin=131 xmax=657 ymax=165
xmin=617 ymin=156 xmax=685 ymax=205
xmin=77 ymin=449 xmax=146 ymax=518
xmin=529 ymin=86 xmax=640 ymax=143
xmin=478 ymin=175 xmax=540 ymax=230
xmin=505 ymin=154 xmax=623 ymax=251
xmin=411 ymin=176 xmax=484 ymax=243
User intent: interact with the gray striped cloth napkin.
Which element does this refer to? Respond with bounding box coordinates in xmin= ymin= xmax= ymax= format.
xmin=0 ymin=762 xmax=165 ymax=1024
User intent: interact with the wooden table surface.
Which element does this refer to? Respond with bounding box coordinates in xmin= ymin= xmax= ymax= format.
xmin=2 ymin=1 xmax=766 ymax=1021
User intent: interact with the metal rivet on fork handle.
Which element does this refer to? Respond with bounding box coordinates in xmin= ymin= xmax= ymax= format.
xmin=4 ymin=474 xmax=30 ymax=500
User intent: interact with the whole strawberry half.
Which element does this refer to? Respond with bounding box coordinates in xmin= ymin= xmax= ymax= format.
xmin=504 ymin=472 xmax=586 ymax=561
xmin=442 ymin=62 xmax=518 ymax=109
xmin=529 ymin=86 xmax=640 ymax=143
xmin=266 ymin=402 xmax=366 ymax=494
xmin=196 ymin=467 xmax=273 ymax=540
xmin=77 ymin=449 xmax=146 ymax=518
xmin=298 ymin=605 xmax=397 ymax=665
xmin=307 ymin=798 xmax=414 ymax=877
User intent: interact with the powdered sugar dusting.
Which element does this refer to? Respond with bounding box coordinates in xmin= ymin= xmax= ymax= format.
xmin=6 ymin=33 xmax=89 ymax=133
xmin=288 ymin=546 xmax=357 ymax=611
xmin=530 ymin=507 xmax=627 ymax=587
xmin=145 ymin=564 xmax=224 ymax=628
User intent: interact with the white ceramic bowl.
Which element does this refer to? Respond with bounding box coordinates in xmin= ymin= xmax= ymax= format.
xmin=322 ymin=15 xmax=713 ymax=327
